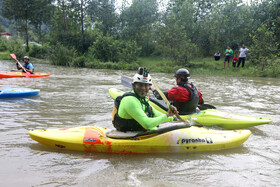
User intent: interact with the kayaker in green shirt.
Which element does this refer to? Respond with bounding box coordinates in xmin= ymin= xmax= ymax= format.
xmin=113 ymin=67 xmax=178 ymax=132
xmin=223 ymin=46 xmax=233 ymax=69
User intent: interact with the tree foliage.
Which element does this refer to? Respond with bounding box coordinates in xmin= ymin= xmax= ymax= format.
xmin=2 ymin=0 xmax=54 ymax=51
xmin=0 ymin=0 xmax=279 ymax=72
xmin=155 ymin=12 xmax=197 ymax=65
xmin=120 ymin=0 xmax=158 ymax=56
xmin=250 ymin=23 xmax=279 ymax=74
xmin=87 ymin=0 xmax=118 ymax=35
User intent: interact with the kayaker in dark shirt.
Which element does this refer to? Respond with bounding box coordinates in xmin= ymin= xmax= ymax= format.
xmin=16 ymin=56 xmax=34 ymax=74
xmin=112 ymin=67 xmax=178 ymax=132
xmin=152 ymin=68 xmax=203 ymax=115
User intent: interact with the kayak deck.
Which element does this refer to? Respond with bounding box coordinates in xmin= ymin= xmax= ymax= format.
xmin=29 ymin=125 xmax=251 ymax=154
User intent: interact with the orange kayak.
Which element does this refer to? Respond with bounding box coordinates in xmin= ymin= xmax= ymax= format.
xmin=0 ymin=71 xmax=50 ymax=78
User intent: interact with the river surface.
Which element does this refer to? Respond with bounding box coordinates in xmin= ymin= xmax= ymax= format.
xmin=0 ymin=60 xmax=279 ymax=187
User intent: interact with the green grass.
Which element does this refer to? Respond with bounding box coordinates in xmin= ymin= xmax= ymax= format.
xmin=0 ymin=50 xmax=49 ymax=64
xmin=138 ymin=56 xmax=280 ymax=78
xmin=0 ymin=51 xmax=11 ymax=60
xmin=2 ymin=49 xmax=278 ymax=78
xmin=138 ymin=56 xmax=180 ymax=73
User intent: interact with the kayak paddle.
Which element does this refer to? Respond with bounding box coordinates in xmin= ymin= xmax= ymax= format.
xmin=121 ymin=75 xmax=133 ymax=89
xmin=10 ymin=54 xmax=31 ymax=78
xmin=121 ymin=76 xmax=216 ymax=110
xmin=121 ymin=75 xmax=189 ymax=125
xmin=152 ymin=80 xmax=189 ymax=125
xmin=198 ymin=103 xmax=216 ymax=110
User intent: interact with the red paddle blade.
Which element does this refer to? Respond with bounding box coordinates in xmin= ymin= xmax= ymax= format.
xmin=10 ymin=54 xmax=17 ymax=60
xmin=26 ymin=72 xmax=31 ymax=78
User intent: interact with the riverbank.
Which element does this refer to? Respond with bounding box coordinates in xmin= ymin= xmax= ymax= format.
xmin=0 ymin=51 xmax=11 ymax=60
xmin=138 ymin=56 xmax=280 ymax=78
xmin=1 ymin=50 xmax=279 ymax=78
xmin=0 ymin=51 xmax=50 ymax=64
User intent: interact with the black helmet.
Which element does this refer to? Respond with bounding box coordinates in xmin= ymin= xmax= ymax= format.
xmin=174 ymin=68 xmax=190 ymax=81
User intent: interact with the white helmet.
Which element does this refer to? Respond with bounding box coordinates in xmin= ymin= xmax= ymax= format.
xmin=132 ymin=67 xmax=152 ymax=85
xmin=24 ymin=56 xmax=29 ymax=60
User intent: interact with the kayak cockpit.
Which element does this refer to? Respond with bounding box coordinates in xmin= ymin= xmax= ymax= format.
xmin=106 ymin=123 xmax=190 ymax=139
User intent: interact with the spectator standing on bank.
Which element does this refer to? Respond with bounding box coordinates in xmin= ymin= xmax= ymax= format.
xmin=223 ymin=46 xmax=233 ymax=69
xmin=237 ymin=44 xmax=250 ymax=68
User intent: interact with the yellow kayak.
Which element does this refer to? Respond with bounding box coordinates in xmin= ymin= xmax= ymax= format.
xmin=109 ymin=88 xmax=272 ymax=129
xmin=29 ymin=124 xmax=251 ymax=154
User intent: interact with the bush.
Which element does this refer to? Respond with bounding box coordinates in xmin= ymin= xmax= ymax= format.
xmin=88 ymin=35 xmax=119 ymax=62
xmin=85 ymin=60 xmax=139 ymax=70
xmin=72 ymin=55 xmax=87 ymax=67
xmin=5 ymin=37 xmax=26 ymax=59
xmin=87 ymin=35 xmax=139 ymax=63
xmin=28 ymin=43 xmax=51 ymax=59
xmin=49 ymin=29 xmax=100 ymax=54
xmin=118 ymin=40 xmax=140 ymax=63
xmin=49 ymin=43 xmax=77 ymax=66
xmin=0 ymin=38 xmax=8 ymax=51
xmin=0 ymin=51 xmax=10 ymax=60
xmin=249 ymin=23 xmax=279 ymax=72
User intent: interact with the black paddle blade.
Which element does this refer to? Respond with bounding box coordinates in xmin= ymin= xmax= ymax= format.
xmin=198 ymin=104 xmax=216 ymax=110
xmin=121 ymin=76 xmax=133 ymax=89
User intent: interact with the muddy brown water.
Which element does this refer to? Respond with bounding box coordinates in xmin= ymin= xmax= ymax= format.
xmin=0 ymin=60 xmax=279 ymax=186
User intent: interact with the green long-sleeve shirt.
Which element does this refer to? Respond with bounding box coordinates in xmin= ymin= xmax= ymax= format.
xmin=118 ymin=94 xmax=174 ymax=130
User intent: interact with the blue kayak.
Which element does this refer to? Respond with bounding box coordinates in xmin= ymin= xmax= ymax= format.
xmin=0 ymin=88 xmax=40 ymax=98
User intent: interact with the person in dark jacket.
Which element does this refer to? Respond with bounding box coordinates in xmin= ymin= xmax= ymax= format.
xmin=152 ymin=68 xmax=203 ymax=115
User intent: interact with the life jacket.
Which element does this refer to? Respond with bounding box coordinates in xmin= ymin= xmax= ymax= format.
xmin=23 ymin=63 xmax=34 ymax=74
xmin=112 ymin=92 xmax=154 ymax=132
xmin=172 ymin=82 xmax=199 ymax=115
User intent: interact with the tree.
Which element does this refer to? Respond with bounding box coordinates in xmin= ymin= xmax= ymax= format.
xmin=49 ymin=0 xmax=88 ymax=53
xmin=30 ymin=0 xmax=54 ymax=42
xmin=120 ymin=0 xmax=158 ymax=56
xmin=87 ymin=0 xmax=118 ymax=35
xmin=2 ymin=0 xmax=53 ymax=51
xmin=155 ymin=12 xmax=197 ymax=65
xmin=250 ymin=23 xmax=279 ymax=73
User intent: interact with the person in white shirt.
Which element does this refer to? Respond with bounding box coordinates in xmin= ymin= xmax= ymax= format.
xmin=214 ymin=51 xmax=221 ymax=61
xmin=237 ymin=44 xmax=250 ymax=68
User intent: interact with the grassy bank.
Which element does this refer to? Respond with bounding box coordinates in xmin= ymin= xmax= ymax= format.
xmin=138 ymin=56 xmax=280 ymax=78
xmin=1 ymin=50 xmax=279 ymax=78
xmin=0 ymin=50 xmax=50 ymax=64
xmin=0 ymin=51 xmax=11 ymax=60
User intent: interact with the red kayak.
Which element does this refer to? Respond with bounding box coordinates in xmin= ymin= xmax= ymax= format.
xmin=0 ymin=71 xmax=50 ymax=78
